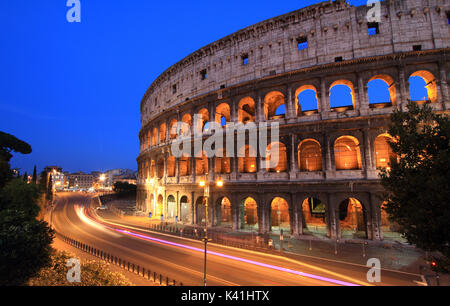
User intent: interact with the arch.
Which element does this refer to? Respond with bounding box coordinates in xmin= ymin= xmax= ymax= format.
xmin=169 ymin=118 xmax=178 ymax=139
xmin=195 ymin=151 xmax=208 ymax=175
xmin=215 ymin=103 xmax=230 ymax=126
xmin=180 ymin=195 xmax=190 ymax=224
xmin=179 ymin=154 xmax=191 ymax=176
xmin=167 ymin=156 xmax=176 ymax=177
xmin=181 ymin=113 xmax=192 ymax=136
xmin=329 ymin=80 xmax=355 ymax=109
xmin=238 ymin=145 xmax=257 ymax=173
xmin=152 ymin=127 xmax=157 ymax=145
xmin=216 ymin=196 xmax=232 ymax=227
xmin=334 ymin=136 xmax=361 ymax=170
xmin=295 ymin=85 xmax=319 ymax=115
xmin=167 ymin=195 xmax=176 ymax=220
xmin=266 ymin=142 xmax=287 ymax=172
xmin=380 ymin=202 xmax=404 ymax=242
xmin=264 ymin=91 xmax=285 ymax=120
xmin=214 ymin=148 xmax=231 ymax=174
xmin=159 ymin=123 xmax=167 ymax=143
xmin=146 ymin=130 xmax=151 ymax=148
xmin=301 ymin=197 xmax=327 ymax=237
xmin=195 ymin=196 xmax=208 ymax=225
xmin=150 ymin=160 xmax=155 ymax=178
xmin=197 ymin=108 xmax=210 ymax=132
xmin=374 ymin=134 xmax=397 ymax=169
xmin=409 ymin=70 xmax=437 ymax=103
xmin=156 ymin=194 xmax=164 ymax=218
xmin=270 ymin=197 xmax=290 ymax=233
xmin=157 ymin=157 xmax=164 ymax=178
xmin=298 ymin=139 xmax=322 ymax=172
xmin=238 ymin=97 xmax=255 ymax=123
xmin=240 ymin=197 xmax=258 ymax=230
xmin=338 ymin=198 xmax=367 ymax=239
xmin=368 ymin=74 xmax=396 ymax=105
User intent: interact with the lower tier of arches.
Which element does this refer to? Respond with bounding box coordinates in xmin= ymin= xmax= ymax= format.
xmin=136 ymin=181 xmax=403 ymax=242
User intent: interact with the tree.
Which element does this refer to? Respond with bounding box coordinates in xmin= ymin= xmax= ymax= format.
xmin=113 ymin=181 xmax=137 ymax=198
xmin=379 ymin=102 xmax=449 ymax=272
xmin=23 ymin=172 xmax=28 ymax=182
xmin=0 ymin=131 xmax=32 ymax=188
xmin=47 ymin=174 xmax=53 ymax=202
xmin=32 ymin=165 xmax=37 ymax=184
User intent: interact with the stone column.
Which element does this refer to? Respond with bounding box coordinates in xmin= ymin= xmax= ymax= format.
xmin=286 ymin=85 xmax=296 ymax=120
xmin=231 ymin=98 xmax=237 ymax=122
xmin=175 ymin=157 xmax=180 ymax=184
xmin=256 ymin=92 xmax=265 ymax=122
xmin=357 ymin=73 xmax=369 ymax=115
xmin=289 ymin=134 xmax=297 ymax=179
xmin=320 ymin=78 xmax=330 ymax=119
xmin=191 ymin=191 xmax=196 ymax=225
xmin=370 ymin=193 xmax=382 ymax=241
xmin=439 ymin=61 xmax=449 ymax=109
xmin=398 ymin=66 xmax=409 ymax=110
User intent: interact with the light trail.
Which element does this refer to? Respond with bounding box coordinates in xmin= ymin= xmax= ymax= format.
xmin=79 ymin=205 xmax=360 ymax=286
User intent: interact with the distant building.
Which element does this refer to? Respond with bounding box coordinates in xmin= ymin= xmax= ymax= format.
xmin=44 ymin=166 xmax=64 ymax=191
xmin=68 ymin=172 xmax=94 ymax=190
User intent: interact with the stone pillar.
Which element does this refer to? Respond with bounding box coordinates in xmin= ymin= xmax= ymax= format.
xmin=289 ymin=134 xmax=297 ymax=179
xmin=256 ymin=92 xmax=265 ymax=122
xmin=320 ymin=78 xmax=330 ymax=119
xmin=370 ymin=193 xmax=382 ymax=241
xmin=357 ymin=73 xmax=369 ymax=115
xmin=398 ymin=66 xmax=409 ymax=110
xmin=175 ymin=158 xmax=180 ymax=184
xmin=327 ymin=193 xmax=338 ymax=239
xmin=231 ymin=193 xmax=238 ymax=230
xmin=191 ymin=191 xmax=196 ymax=225
xmin=439 ymin=61 xmax=449 ymax=109
xmin=286 ymin=86 xmax=296 ymax=120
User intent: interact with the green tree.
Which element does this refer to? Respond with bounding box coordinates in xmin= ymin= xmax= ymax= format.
xmin=0 ymin=131 xmax=32 ymax=188
xmin=380 ymin=102 xmax=449 ymax=272
xmin=113 ymin=181 xmax=137 ymax=198
xmin=32 ymin=165 xmax=37 ymax=184
xmin=47 ymin=174 xmax=53 ymax=202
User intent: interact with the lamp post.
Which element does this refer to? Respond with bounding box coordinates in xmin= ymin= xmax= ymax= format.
xmin=199 ymin=173 xmax=223 ymax=286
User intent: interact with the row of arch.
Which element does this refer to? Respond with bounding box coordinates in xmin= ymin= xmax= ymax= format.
xmin=138 ymin=133 xmax=395 ymax=179
xmin=140 ymin=70 xmax=438 ymax=148
xmin=140 ymin=192 xmax=401 ymax=241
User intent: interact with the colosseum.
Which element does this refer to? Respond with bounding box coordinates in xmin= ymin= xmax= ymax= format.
xmin=137 ymin=0 xmax=449 ymax=241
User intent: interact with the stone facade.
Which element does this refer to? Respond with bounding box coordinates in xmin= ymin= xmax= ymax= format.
xmin=137 ymin=0 xmax=450 ymax=241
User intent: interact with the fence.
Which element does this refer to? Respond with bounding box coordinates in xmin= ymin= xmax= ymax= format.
xmin=56 ymin=231 xmax=183 ymax=286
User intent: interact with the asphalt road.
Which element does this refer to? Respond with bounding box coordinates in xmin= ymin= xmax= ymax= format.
xmin=50 ymin=192 xmax=422 ymax=286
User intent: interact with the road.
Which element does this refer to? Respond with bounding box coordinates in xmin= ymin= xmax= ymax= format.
xmin=50 ymin=192 xmax=422 ymax=286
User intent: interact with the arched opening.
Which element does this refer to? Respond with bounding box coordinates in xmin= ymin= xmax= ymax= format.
xmin=169 ymin=118 xmax=178 ymax=140
xmin=150 ymin=160 xmax=155 ymax=178
xmin=196 ymin=196 xmax=208 ymax=225
xmin=149 ymin=194 xmax=155 ymax=216
xmin=266 ymin=142 xmax=287 ymax=172
xmin=167 ymin=195 xmax=176 ymax=220
xmin=409 ymin=70 xmax=437 ymax=103
xmin=238 ymin=145 xmax=257 ymax=173
xmin=180 ymin=196 xmax=190 ymax=224
xmin=147 ymin=130 xmax=151 ymax=148
xmin=368 ymin=75 xmax=396 ymax=107
xmin=159 ymin=123 xmax=166 ymax=143
xmin=374 ymin=134 xmax=397 ymax=169
xmin=181 ymin=113 xmax=192 ymax=136
xmin=338 ymin=198 xmax=367 ymax=239
xmin=157 ymin=194 xmax=164 ymax=218
xmin=167 ymin=156 xmax=176 ymax=177
xmin=238 ymin=97 xmax=255 ymax=123
xmin=152 ymin=127 xmax=157 ymax=145
xmin=334 ymin=136 xmax=361 ymax=170
xmin=144 ymin=161 xmax=149 ymax=180
xmin=264 ymin=91 xmax=285 ymax=120
xmin=240 ymin=197 xmax=258 ymax=230
xmin=216 ymin=197 xmax=232 ymax=227
xmin=197 ymin=108 xmax=210 ymax=133
xmin=298 ymin=139 xmax=322 ymax=171
xmin=270 ymin=197 xmax=290 ymax=233
xmin=380 ymin=202 xmax=404 ymax=242
xmin=214 ymin=148 xmax=231 ymax=174
xmin=195 ymin=151 xmax=208 ymax=176
xmin=329 ymin=80 xmax=355 ymax=110
xmin=301 ymin=197 xmax=327 ymax=237
xmin=215 ymin=103 xmax=231 ymax=127
xmin=295 ymin=85 xmax=318 ymax=115
xmin=157 ymin=157 xmax=164 ymax=178
xmin=179 ymin=154 xmax=191 ymax=177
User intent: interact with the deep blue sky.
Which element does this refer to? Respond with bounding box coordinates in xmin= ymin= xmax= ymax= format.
xmin=2 ymin=0 xmax=424 ymax=175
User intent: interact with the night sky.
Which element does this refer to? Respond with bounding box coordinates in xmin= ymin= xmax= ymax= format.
xmin=2 ymin=0 xmax=424 ymax=175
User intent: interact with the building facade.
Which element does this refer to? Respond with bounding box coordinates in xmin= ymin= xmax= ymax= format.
xmin=68 ymin=172 xmax=94 ymax=190
xmin=137 ymin=0 xmax=450 ymax=240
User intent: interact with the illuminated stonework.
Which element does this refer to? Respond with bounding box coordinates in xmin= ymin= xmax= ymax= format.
xmin=137 ymin=0 xmax=450 ymax=240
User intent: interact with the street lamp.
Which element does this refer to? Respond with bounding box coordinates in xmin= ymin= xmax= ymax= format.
xmin=200 ymin=173 xmax=224 ymax=286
